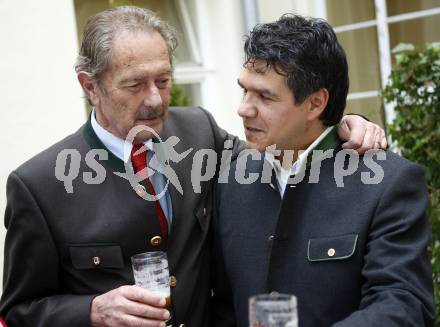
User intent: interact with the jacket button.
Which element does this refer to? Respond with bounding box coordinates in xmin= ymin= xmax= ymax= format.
xmin=135 ymin=184 xmax=147 ymax=197
xmin=150 ymin=236 xmax=162 ymax=246
xmin=169 ymin=275 xmax=177 ymax=288
xmin=179 ymin=324 xmax=186 ymax=327
xmin=268 ymin=235 xmax=275 ymax=241
xmin=92 ymin=256 xmax=101 ymax=266
xmin=328 ymin=248 xmax=336 ymax=257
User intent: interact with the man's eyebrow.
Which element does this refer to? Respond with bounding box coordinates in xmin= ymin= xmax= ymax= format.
xmin=120 ymin=76 xmax=143 ymax=84
xmin=237 ymin=78 xmax=278 ymax=99
xmin=120 ymin=70 xmax=173 ymax=84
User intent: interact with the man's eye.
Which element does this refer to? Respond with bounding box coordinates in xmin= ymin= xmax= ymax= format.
xmin=260 ymin=94 xmax=271 ymax=101
xmin=156 ymin=79 xmax=170 ymax=88
xmin=127 ymin=83 xmax=141 ymax=90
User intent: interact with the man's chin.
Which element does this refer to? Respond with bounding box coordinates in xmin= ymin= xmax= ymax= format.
xmin=127 ymin=121 xmax=163 ymax=143
xmin=245 ymin=140 xmax=266 ymax=152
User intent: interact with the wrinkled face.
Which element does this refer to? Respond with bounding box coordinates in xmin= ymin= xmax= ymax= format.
xmin=237 ymin=60 xmax=311 ymax=152
xmin=94 ymin=30 xmax=172 ymax=143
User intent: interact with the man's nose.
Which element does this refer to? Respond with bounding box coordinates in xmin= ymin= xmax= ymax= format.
xmin=143 ymin=84 xmax=162 ymax=108
xmin=237 ymin=94 xmax=257 ymax=118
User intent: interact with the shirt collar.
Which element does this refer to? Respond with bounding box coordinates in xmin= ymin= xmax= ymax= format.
xmin=265 ymin=126 xmax=335 ymax=194
xmin=90 ymin=109 xmax=153 ymax=162
xmin=266 ymin=126 xmax=334 ymax=170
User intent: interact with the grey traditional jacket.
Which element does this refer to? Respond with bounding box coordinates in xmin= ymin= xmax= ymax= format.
xmin=1 ymin=107 xmax=241 ymax=327
xmin=212 ymin=128 xmax=434 ymax=327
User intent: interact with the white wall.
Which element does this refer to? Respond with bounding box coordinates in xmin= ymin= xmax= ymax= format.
xmin=0 ymin=0 xmax=85 ymax=284
xmin=189 ymin=0 xmax=245 ymax=138
xmin=258 ymin=0 xmax=295 ymax=22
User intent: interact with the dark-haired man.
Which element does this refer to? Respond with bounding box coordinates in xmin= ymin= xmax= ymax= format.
xmin=1 ymin=7 xmax=386 ymax=327
xmin=212 ymin=14 xmax=434 ymax=326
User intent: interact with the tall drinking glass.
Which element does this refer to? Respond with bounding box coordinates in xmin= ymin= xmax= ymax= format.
xmin=131 ymin=251 xmax=172 ymax=326
xmin=249 ymin=293 xmax=298 ymax=327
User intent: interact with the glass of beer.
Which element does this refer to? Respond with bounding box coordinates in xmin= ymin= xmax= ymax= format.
xmin=131 ymin=251 xmax=172 ymax=325
xmin=249 ymin=293 xmax=298 ymax=327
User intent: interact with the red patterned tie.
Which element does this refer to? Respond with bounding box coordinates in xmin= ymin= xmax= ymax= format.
xmin=131 ymin=144 xmax=169 ymax=240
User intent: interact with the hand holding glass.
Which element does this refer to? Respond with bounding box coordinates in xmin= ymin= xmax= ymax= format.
xmin=131 ymin=251 xmax=172 ymax=323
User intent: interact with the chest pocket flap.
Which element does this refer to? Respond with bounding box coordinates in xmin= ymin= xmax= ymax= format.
xmin=69 ymin=244 xmax=124 ymax=269
xmin=307 ymin=234 xmax=358 ymax=262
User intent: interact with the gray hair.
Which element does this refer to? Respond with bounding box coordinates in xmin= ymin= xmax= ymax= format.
xmin=75 ymin=6 xmax=177 ymax=81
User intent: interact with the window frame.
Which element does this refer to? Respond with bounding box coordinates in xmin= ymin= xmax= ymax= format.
xmin=321 ymin=0 xmax=440 ymax=124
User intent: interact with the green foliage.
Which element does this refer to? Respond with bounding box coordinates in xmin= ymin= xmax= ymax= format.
xmin=382 ymin=42 xmax=440 ymax=321
xmin=170 ymin=83 xmax=190 ymax=107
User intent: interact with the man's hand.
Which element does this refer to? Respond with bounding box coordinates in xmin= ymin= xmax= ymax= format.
xmin=90 ymin=285 xmax=170 ymax=327
xmin=338 ymin=115 xmax=387 ymax=153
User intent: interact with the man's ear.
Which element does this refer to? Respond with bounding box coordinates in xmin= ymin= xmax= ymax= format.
xmin=77 ymin=72 xmax=101 ymax=107
xmin=307 ymin=88 xmax=329 ymax=121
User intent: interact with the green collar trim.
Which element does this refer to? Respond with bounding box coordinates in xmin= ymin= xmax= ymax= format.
xmin=304 ymin=125 xmax=343 ymax=170
xmin=313 ymin=125 xmax=342 ymax=153
xmin=82 ymin=115 xmax=126 ymax=172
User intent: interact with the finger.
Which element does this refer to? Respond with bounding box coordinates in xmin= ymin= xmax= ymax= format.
xmin=380 ymin=129 xmax=388 ymax=149
xmin=337 ymin=118 xmax=351 ymax=143
xmin=373 ymin=125 xmax=387 ymax=149
xmin=341 ymin=124 xmax=365 ymax=150
xmin=125 ymin=300 xmax=170 ymax=321
xmin=121 ymin=285 xmax=166 ymax=307
xmin=373 ymin=129 xmax=381 ymax=149
xmin=357 ymin=124 xmax=376 ymax=154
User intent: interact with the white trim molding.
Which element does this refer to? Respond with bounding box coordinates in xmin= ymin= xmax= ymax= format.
xmin=173 ymin=65 xmax=215 ymax=84
xmin=387 ymin=7 xmax=440 ymax=24
xmin=347 ymin=90 xmax=380 ymax=101
xmin=176 ymin=0 xmax=202 ymax=64
xmin=333 ymin=20 xmax=377 ymax=33
xmin=374 ymin=0 xmax=395 ymax=124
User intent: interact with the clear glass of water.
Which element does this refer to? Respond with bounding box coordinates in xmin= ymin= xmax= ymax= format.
xmin=249 ymin=293 xmax=298 ymax=327
xmin=131 ymin=251 xmax=172 ymax=324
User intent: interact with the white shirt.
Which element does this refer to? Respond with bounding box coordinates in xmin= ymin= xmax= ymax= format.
xmin=90 ymin=110 xmax=153 ymax=161
xmin=265 ymin=126 xmax=335 ymax=197
xmin=90 ymin=110 xmax=173 ymax=224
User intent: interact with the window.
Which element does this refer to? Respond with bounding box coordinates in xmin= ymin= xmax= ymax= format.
xmin=326 ymin=0 xmax=440 ymax=126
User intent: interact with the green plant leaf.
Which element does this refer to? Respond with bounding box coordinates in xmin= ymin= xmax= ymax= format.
xmin=392 ymin=43 xmax=416 ymax=54
xmin=383 ymin=42 xmax=440 ymax=321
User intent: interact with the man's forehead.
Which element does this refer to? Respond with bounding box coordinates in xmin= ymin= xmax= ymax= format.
xmin=111 ymin=30 xmax=168 ymax=60
xmin=106 ymin=60 xmax=172 ymax=84
xmin=240 ymin=62 xmax=286 ymax=83
xmin=239 ymin=62 xmax=291 ymax=99
xmin=104 ymin=31 xmax=171 ymax=80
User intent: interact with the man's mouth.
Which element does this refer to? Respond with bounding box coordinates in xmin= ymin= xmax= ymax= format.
xmin=137 ymin=112 xmax=164 ymax=123
xmin=137 ymin=107 xmax=165 ymax=122
xmin=245 ymin=126 xmax=262 ymax=133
